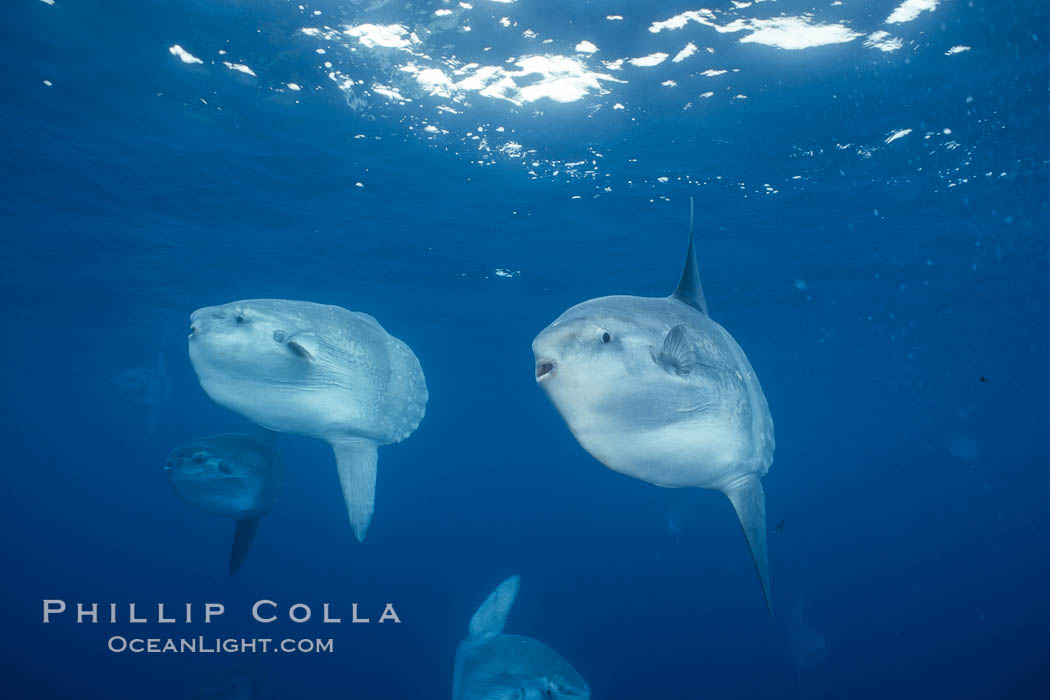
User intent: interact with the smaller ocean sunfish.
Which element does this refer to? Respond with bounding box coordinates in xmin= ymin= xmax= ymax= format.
xmin=165 ymin=431 xmax=283 ymax=575
xmin=115 ymin=353 xmax=171 ymax=435
xmin=453 ymin=575 xmax=590 ymax=700
xmin=790 ymin=595 xmax=828 ymax=670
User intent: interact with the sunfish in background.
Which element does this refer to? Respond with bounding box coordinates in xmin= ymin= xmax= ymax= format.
xmin=187 ymin=299 xmax=427 ymax=542
xmin=790 ymin=596 xmax=831 ymax=700
xmin=790 ymin=596 xmax=827 ymax=669
xmin=453 ymin=575 xmax=590 ymax=700
xmin=165 ymin=430 xmax=283 ymax=575
xmin=666 ymin=490 xmax=693 ymax=542
xmin=532 ymin=201 xmax=776 ymax=614
xmin=115 ymin=353 xmax=171 ymax=435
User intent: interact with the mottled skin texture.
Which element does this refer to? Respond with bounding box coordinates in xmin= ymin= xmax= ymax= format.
xmin=165 ymin=434 xmax=283 ymax=520
xmin=533 ymin=295 xmax=773 ymax=491
xmin=187 ymin=299 xmax=427 ymax=541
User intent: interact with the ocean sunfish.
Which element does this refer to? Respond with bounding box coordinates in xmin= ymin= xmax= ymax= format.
xmin=790 ymin=596 xmax=831 ymax=700
xmin=115 ymin=353 xmax=171 ymax=435
xmin=165 ymin=430 xmax=283 ymax=575
xmin=790 ymin=596 xmax=827 ymax=669
xmin=453 ymin=576 xmax=590 ymax=700
xmin=187 ymin=299 xmax=428 ymax=542
xmin=532 ymin=201 xmax=776 ymax=613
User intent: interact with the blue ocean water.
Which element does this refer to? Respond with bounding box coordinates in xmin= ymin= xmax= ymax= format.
xmin=2 ymin=0 xmax=1048 ymax=698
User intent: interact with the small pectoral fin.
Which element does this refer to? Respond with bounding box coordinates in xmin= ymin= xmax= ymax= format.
xmin=332 ymin=439 xmax=379 ymax=542
xmin=724 ymin=477 xmax=773 ymax=617
xmin=651 ymin=324 xmax=696 ymax=375
xmin=286 ymin=340 xmax=313 ymax=361
xmin=229 ymin=518 xmax=260 ymax=576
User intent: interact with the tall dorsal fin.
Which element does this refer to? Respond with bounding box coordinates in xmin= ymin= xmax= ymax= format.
xmin=672 ymin=197 xmax=708 ymax=315
xmin=468 ymin=575 xmax=520 ymax=639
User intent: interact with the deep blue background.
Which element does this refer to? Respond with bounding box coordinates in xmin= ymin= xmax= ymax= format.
xmin=1 ymin=0 xmax=1048 ymax=698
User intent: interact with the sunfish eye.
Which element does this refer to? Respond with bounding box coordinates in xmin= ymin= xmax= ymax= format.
xmin=235 ymin=315 xmax=245 ymax=324
xmin=273 ymin=330 xmax=287 ymax=343
xmin=600 ymin=330 xmax=612 ymax=344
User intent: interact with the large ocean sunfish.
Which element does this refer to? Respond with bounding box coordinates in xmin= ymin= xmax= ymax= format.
xmin=453 ymin=576 xmax=590 ymax=700
xmin=165 ymin=430 xmax=283 ymax=575
xmin=532 ymin=203 xmax=776 ymax=613
xmin=188 ymin=299 xmax=427 ymax=542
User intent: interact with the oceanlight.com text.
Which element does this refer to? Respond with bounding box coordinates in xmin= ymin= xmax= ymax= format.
xmin=107 ymin=636 xmax=334 ymax=654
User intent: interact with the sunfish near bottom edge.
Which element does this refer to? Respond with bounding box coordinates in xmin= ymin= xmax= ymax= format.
xmin=453 ymin=576 xmax=590 ymax=700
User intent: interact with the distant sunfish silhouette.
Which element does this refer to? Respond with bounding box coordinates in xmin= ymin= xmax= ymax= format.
xmin=188 ymin=299 xmax=427 ymax=542
xmin=165 ymin=430 xmax=283 ymax=575
xmin=191 ymin=658 xmax=271 ymax=699
xmin=666 ymin=490 xmax=692 ymax=540
xmin=453 ymin=576 xmax=590 ymax=700
xmin=115 ymin=353 xmax=171 ymax=435
xmin=790 ymin=596 xmax=827 ymax=669
xmin=532 ymin=201 xmax=776 ymax=613
xmin=667 ymin=508 xmax=684 ymax=538
xmin=790 ymin=595 xmax=831 ymax=700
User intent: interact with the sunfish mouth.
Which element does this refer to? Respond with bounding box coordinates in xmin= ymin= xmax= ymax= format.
xmin=535 ymin=360 xmax=555 ymax=381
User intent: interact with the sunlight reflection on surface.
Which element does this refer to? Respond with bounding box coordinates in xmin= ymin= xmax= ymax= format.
xmin=154 ymin=0 xmax=971 ymax=198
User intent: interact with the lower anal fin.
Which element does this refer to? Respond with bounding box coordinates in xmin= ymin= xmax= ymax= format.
xmin=229 ymin=518 xmax=260 ymax=576
xmin=332 ymin=439 xmax=379 ymax=543
xmin=724 ymin=477 xmax=773 ymax=617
